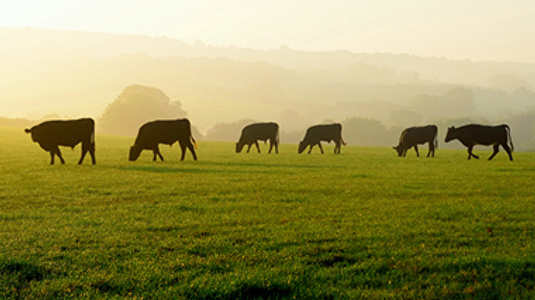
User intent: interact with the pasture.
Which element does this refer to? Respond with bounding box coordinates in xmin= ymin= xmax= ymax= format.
xmin=1 ymin=125 xmax=534 ymax=299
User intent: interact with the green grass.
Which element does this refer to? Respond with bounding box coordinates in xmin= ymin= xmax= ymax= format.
xmin=1 ymin=125 xmax=534 ymax=299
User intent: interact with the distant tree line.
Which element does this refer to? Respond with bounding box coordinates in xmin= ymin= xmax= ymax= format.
xmin=203 ymin=113 xmax=535 ymax=152
xmin=2 ymin=84 xmax=534 ymax=151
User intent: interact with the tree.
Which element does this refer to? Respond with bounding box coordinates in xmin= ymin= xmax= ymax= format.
xmin=342 ymin=117 xmax=394 ymax=146
xmin=410 ymin=87 xmax=476 ymax=121
xmin=203 ymin=119 xmax=256 ymax=142
xmin=99 ymin=84 xmax=187 ymax=136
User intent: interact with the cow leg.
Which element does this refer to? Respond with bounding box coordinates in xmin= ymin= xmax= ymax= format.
xmin=488 ymin=144 xmax=500 ymax=160
xmin=50 ymin=147 xmax=65 ymax=165
xmin=502 ymin=143 xmax=513 ymax=161
xmin=89 ymin=144 xmax=96 ymax=165
xmin=246 ymin=144 xmax=252 ymax=153
xmin=334 ymin=142 xmax=340 ymax=154
xmin=154 ymin=146 xmax=164 ymax=161
xmin=254 ymin=141 xmax=261 ymax=153
xmin=428 ymin=142 xmax=434 ymax=157
xmin=187 ymin=142 xmax=198 ymax=161
xmin=317 ymin=142 xmax=324 ymax=154
xmin=49 ymin=151 xmax=55 ymax=165
xmin=467 ymin=146 xmax=479 ymax=159
xmin=414 ymin=145 xmax=420 ymax=157
xmin=54 ymin=147 xmax=65 ymax=164
xmin=268 ymin=139 xmax=274 ymax=154
xmin=308 ymin=144 xmax=314 ymax=154
xmin=179 ymin=142 xmax=187 ymax=161
xmin=78 ymin=141 xmax=89 ymax=165
xmin=78 ymin=149 xmax=87 ymax=165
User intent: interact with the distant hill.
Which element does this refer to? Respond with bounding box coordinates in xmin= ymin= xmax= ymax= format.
xmin=1 ymin=27 xmax=534 ymax=133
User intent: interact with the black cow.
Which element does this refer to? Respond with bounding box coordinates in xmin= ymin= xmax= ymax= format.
xmin=393 ymin=125 xmax=438 ymax=157
xmin=24 ymin=118 xmax=96 ymax=165
xmin=445 ymin=124 xmax=514 ymax=161
xmin=236 ymin=122 xmax=279 ymax=154
xmin=298 ymin=123 xmax=346 ymax=154
xmin=129 ymin=119 xmax=197 ymax=162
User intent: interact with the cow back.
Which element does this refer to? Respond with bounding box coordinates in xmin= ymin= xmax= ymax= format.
xmin=240 ymin=122 xmax=279 ymax=143
xmin=134 ymin=119 xmax=192 ymax=147
xmin=401 ymin=125 xmax=437 ymax=145
xmin=28 ymin=118 xmax=95 ymax=148
xmin=447 ymin=124 xmax=509 ymax=146
xmin=303 ymin=123 xmax=342 ymax=143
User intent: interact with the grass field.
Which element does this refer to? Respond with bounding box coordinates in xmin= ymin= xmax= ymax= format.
xmin=1 ymin=125 xmax=534 ymax=299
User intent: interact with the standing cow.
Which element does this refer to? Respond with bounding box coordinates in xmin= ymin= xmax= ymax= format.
xmin=129 ymin=119 xmax=197 ymax=162
xmin=24 ymin=118 xmax=96 ymax=165
xmin=236 ymin=122 xmax=279 ymax=154
xmin=445 ymin=124 xmax=514 ymax=161
xmin=298 ymin=123 xmax=346 ymax=154
xmin=393 ymin=125 xmax=438 ymax=157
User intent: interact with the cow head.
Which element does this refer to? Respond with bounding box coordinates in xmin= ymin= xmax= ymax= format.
xmin=392 ymin=145 xmax=404 ymax=157
xmin=298 ymin=141 xmax=306 ymax=154
xmin=445 ymin=126 xmax=456 ymax=142
xmin=129 ymin=145 xmax=142 ymax=161
xmin=235 ymin=142 xmax=244 ymax=153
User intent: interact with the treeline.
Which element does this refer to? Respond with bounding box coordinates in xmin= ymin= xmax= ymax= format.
xmin=4 ymin=111 xmax=534 ymax=151
xmin=202 ymin=113 xmax=535 ymax=151
xmin=3 ymin=84 xmax=534 ymax=151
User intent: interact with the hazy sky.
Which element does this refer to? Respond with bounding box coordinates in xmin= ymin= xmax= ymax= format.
xmin=1 ymin=0 xmax=535 ymax=63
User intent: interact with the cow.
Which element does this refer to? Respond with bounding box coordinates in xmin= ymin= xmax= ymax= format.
xmin=236 ymin=122 xmax=279 ymax=154
xmin=24 ymin=118 xmax=96 ymax=165
xmin=444 ymin=124 xmax=514 ymax=161
xmin=129 ymin=119 xmax=197 ymax=162
xmin=298 ymin=123 xmax=346 ymax=154
xmin=393 ymin=125 xmax=438 ymax=157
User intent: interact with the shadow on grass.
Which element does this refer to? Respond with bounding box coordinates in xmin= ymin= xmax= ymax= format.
xmin=114 ymin=160 xmax=344 ymax=174
xmin=186 ymin=281 xmax=294 ymax=299
xmin=0 ymin=258 xmax=55 ymax=297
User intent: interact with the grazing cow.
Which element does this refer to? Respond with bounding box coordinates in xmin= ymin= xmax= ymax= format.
xmin=445 ymin=124 xmax=514 ymax=161
xmin=298 ymin=123 xmax=346 ymax=154
xmin=24 ymin=118 xmax=96 ymax=165
xmin=236 ymin=122 xmax=279 ymax=154
xmin=129 ymin=119 xmax=197 ymax=162
xmin=393 ymin=125 xmax=438 ymax=157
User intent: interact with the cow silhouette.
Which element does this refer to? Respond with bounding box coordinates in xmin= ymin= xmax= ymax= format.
xmin=25 ymin=118 xmax=96 ymax=165
xmin=236 ymin=122 xmax=279 ymax=154
xmin=129 ymin=119 xmax=197 ymax=162
xmin=393 ymin=125 xmax=438 ymax=157
xmin=298 ymin=123 xmax=346 ymax=154
xmin=445 ymin=124 xmax=514 ymax=160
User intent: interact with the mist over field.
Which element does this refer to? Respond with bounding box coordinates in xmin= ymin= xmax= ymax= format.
xmin=1 ymin=27 xmax=534 ymax=149
xmin=2 ymin=2 xmax=535 ymax=297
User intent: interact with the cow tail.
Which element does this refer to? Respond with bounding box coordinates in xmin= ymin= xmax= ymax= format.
xmin=341 ymin=138 xmax=347 ymax=146
xmin=505 ymin=125 xmax=514 ymax=152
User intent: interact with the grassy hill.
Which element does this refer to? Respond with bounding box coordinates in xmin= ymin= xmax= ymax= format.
xmin=1 ymin=126 xmax=534 ymax=298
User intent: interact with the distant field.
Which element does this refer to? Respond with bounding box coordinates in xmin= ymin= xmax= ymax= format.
xmin=1 ymin=125 xmax=534 ymax=299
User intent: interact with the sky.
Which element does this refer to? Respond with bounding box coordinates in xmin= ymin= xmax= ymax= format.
xmin=1 ymin=0 xmax=535 ymax=63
